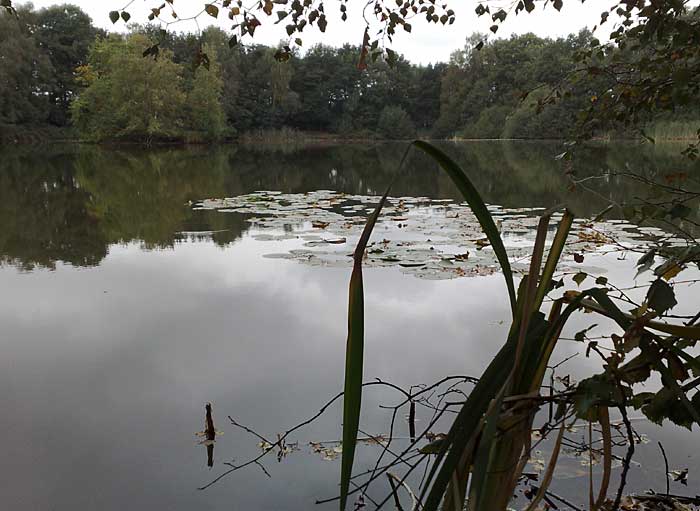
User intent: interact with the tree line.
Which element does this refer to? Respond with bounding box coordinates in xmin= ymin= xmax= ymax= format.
xmin=1 ymin=4 xmax=697 ymax=144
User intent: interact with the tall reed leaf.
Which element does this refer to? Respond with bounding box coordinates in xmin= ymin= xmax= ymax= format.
xmin=412 ymin=141 xmax=517 ymax=317
xmin=340 ymin=187 xmax=392 ymax=511
xmin=533 ymin=210 xmax=573 ymax=311
xmin=341 ymin=142 xmax=562 ymax=511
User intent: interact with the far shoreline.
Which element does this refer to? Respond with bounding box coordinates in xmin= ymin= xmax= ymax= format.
xmin=2 ymin=126 xmax=698 ymax=148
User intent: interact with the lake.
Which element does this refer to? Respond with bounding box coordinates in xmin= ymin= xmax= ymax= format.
xmin=1 ymin=141 xmax=699 ymax=510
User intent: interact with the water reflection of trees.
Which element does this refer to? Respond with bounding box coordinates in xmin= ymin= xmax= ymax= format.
xmin=1 ymin=141 xmax=696 ymax=270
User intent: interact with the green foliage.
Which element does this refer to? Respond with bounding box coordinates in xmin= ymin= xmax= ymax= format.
xmin=33 ymin=5 xmax=103 ymax=126
xmin=71 ymin=34 xmax=226 ymax=143
xmin=462 ymin=105 xmax=511 ymax=139
xmin=638 ymin=388 xmax=700 ymax=430
xmin=0 ymin=145 xmax=249 ymax=269
xmin=646 ymin=278 xmax=678 ymax=315
xmin=0 ymin=4 xmax=100 ymax=128
xmin=502 ymin=87 xmax=574 ymax=139
xmin=184 ymin=44 xmax=227 ymax=141
xmin=574 ymin=373 xmax=628 ymax=419
xmin=134 ymin=37 xmax=424 ymax=138
xmin=71 ymin=34 xmax=185 ymax=142
xmin=4 ymin=1 xmax=700 ymax=146
xmin=437 ymin=31 xmax=595 ymax=139
xmin=0 ymin=10 xmax=52 ymax=125
xmin=210 ymin=0 xmax=698 ymax=146
xmin=376 ymin=106 xmax=416 ymax=139
xmin=573 ymin=4 xmax=700 ymax=154
xmin=5 ymin=3 xmax=699 ymax=144
xmin=201 ymin=27 xmax=242 ymax=129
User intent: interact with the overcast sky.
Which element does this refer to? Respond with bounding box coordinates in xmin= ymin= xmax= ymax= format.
xmin=22 ymin=1 xmax=608 ymax=64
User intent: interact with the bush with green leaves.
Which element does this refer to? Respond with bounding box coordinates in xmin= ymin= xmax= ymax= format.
xmin=460 ymin=105 xmax=511 ymax=139
xmin=71 ymin=34 xmax=226 ymax=143
xmin=377 ymin=105 xmax=416 ymax=140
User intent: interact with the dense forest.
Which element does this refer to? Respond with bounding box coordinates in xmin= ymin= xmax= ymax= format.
xmin=1 ymin=3 xmax=697 ymax=143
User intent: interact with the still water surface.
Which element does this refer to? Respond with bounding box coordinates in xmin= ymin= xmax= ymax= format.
xmin=1 ymin=141 xmax=699 ymax=510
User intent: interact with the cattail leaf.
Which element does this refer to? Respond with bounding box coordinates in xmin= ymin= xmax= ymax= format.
xmin=411 ymin=141 xmax=516 ymax=317
xmin=340 ymin=186 xmax=391 ymax=511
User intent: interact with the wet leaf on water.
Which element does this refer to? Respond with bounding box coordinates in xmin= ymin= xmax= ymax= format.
xmin=258 ymin=441 xmax=273 ymax=452
xmin=474 ymin=238 xmax=490 ymax=249
xmin=310 ymin=442 xmax=342 ymax=461
xmin=419 ymin=434 xmax=448 ymax=454
xmin=323 ymin=237 xmax=347 ymax=244
xmin=671 ymin=468 xmax=689 ymax=485
xmin=577 ymin=230 xmax=610 ymax=245
xmin=358 ymin=435 xmax=387 ymax=445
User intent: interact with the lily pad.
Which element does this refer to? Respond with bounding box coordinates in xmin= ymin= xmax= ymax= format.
xmin=194 ymin=190 xmax=672 ymax=281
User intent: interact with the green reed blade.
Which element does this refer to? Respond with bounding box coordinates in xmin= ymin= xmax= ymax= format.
xmin=412 ymin=140 xmax=517 ymax=318
xmin=340 ymin=186 xmax=391 ymax=511
xmin=533 ymin=209 xmax=574 ymax=311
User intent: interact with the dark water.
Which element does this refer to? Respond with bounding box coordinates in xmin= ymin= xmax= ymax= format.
xmin=1 ymin=141 xmax=698 ymax=510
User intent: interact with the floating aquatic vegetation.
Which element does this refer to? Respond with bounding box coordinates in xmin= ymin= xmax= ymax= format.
xmin=308 ymin=434 xmax=387 ymax=462
xmin=258 ymin=441 xmax=273 ymax=452
xmin=671 ymin=468 xmax=689 ymax=486
xmin=194 ymin=191 xmax=673 ymax=280
xmin=310 ymin=442 xmax=343 ymax=461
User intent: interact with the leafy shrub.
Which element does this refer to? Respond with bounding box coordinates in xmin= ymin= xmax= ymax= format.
xmin=460 ymin=105 xmax=512 ymax=139
xmin=71 ymin=34 xmax=226 ymax=143
xmin=376 ymin=106 xmax=416 ymax=140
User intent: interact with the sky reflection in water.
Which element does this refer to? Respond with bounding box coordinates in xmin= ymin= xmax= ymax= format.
xmin=1 ymin=141 xmax=698 ymax=510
